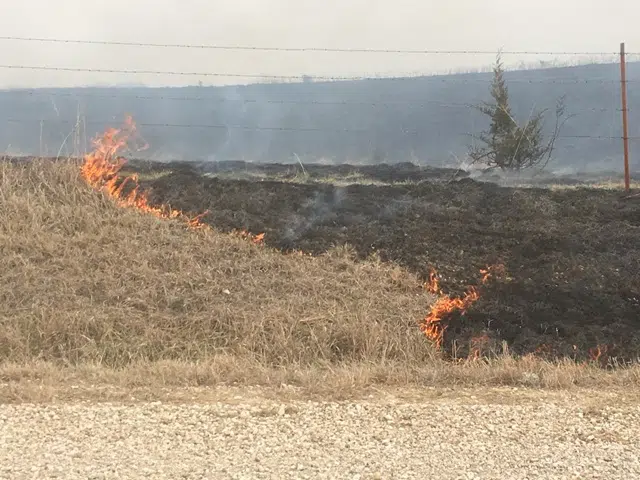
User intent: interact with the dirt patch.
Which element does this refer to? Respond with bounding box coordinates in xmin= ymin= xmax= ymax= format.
xmin=139 ymin=165 xmax=640 ymax=362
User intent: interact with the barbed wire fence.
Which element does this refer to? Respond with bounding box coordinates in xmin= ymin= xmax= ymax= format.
xmin=0 ymin=36 xmax=637 ymax=184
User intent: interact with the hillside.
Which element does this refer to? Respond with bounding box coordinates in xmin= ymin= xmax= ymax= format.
xmin=0 ymin=158 xmax=433 ymax=367
xmin=1 ymin=122 xmax=640 ymax=392
xmin=1 ymin=62 xmax=639 ymax=171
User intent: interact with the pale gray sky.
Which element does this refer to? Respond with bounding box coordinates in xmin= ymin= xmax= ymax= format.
xmin=1 ymin=0 xmax=639 ymax=88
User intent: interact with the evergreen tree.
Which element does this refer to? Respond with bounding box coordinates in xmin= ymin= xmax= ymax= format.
xmin=469 ymin=54 xmax=571 ymax=171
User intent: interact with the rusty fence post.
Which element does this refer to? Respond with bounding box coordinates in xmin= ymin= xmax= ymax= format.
xmin=620 ymin=42 xmax=631 ymax=191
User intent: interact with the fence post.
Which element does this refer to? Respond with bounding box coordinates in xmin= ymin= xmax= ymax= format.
xmin=620 ymin=42 xmax=631 ymax=191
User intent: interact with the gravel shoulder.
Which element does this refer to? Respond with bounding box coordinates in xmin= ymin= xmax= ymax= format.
xmin=2 ymin=387 xmax=639 ymax=479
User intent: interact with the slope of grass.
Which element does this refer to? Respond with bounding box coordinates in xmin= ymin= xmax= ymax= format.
xmin=1 ymin=158 xmax=639 ymax=399
xmin=0 ymin=159 xmax=432 ymax=367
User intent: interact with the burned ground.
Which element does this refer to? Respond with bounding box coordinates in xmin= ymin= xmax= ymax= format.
xmin=130 ymin=161 xmax=640 ymax=363
xmin=125 ymin=158 xmax=468 ymax=184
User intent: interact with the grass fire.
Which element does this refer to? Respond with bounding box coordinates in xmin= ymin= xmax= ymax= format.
xmin=420 ymin=265 xmax=502 ymax=352
xmin=80 ymin=115 xmax=206 ymax=228
xmin=1 ymin=116 xmax=640 ymax=396
xmin=79 ymin=115 xmax=264 ymax=244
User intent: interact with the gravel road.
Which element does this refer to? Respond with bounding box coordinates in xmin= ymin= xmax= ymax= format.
xmin=1 ymin=388 xmax=639 ymax=479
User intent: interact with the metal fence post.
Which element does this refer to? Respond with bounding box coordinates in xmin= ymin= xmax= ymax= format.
xmin=620 ymin=42 xmax=631 ymax=191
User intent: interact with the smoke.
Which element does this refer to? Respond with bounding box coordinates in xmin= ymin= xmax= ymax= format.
xmin=205 ymin=86 xmax=248 ymax=162
xmin=1 ymin=61 xmax=638 ymax=171
xmin=283 ymin=187 xmax=347 ymax=242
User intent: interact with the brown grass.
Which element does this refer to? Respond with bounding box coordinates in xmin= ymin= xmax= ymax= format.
xmin=2 ymin=357 xmax=640 ymax=403
xmin=0 ymin=158 xmax=432 ymax=367
xmin=1 ymin=158 xmax=639 ymax=401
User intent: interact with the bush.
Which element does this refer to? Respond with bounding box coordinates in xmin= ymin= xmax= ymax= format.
xmin=469 ymin=54 xmax=572 ymax=171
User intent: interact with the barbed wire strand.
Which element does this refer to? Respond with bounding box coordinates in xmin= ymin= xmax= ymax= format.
xmin=0 ymin=64 xmax=638 ymax=84
xmin=0 ymin=36 xmax=635 ymax=56
xmin=1 ymin=86 xmax=633 ymax=101
xmin=4 ymin=118 xmax=639 ymax=140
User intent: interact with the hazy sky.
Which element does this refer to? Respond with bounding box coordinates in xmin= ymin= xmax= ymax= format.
xmin=1 ymin=0 xmax=640 ymax=88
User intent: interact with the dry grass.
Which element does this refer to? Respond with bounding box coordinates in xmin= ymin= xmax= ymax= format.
xmin=511 ymin=179 xmax=640 ymax=191
xmin=201 ymin=170 xmax=404 ymax=187
xmin=0 ymin=158 xmax=432 ymax=367
xmin=1 ymin=158 xmax=640 ymax=401
xmin=2 ymin=356 xmax=640 ymax=403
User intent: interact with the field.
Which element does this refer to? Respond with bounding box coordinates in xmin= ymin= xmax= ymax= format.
xmin=127 ymin=158 xmax=640 ymax=362
xmin=2 ymin=138 xmax=640 ymax=398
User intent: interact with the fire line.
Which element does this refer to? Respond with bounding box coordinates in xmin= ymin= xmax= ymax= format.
xmin=80 ymin=115 xmax=265 ymax=244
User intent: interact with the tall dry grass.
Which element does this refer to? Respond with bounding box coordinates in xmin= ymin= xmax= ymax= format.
xmin=0 ymin=158 xmax=433 ymax=367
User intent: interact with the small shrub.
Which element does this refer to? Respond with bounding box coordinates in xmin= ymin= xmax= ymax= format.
xmin=469 ymin=53 xmax=573 ymax=171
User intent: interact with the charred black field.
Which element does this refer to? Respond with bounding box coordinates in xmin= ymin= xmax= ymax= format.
xmin=124 ymin=159 xmax=640 ymax=363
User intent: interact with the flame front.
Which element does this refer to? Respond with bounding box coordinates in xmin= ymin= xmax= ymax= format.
xmin=80 ymin=115 xmax=203 ymax=225
xmin=425 ymin=271 xmax=441 ymax=295
xmin=234 ymin=230 xmax=265 ymax=245
xmin=420 ymin=265 xmax=502 ymax=350
xmin=80 ymin=116 xmax=265 ymax=240
xmin=420 ymin=279 xmax=479 ymax=348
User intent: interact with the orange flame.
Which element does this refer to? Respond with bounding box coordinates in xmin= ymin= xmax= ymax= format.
xmin=252 ymin=232 xmax=266 ymax=245
xmin=234 ymin=229 xmax=266 ymax=245
xmin=480 ymin=268 xmax=491 ymax=283
xmin=588 ymin=344 xmax=609 ymax=362
xmin=425 ymin=271 xmax=441 ymax=295
xmin=80 ymin=115 xmax=197 ymax=223
xmin=420 ymin=265 xmax=504 ymax=349
xmin=80 ymin=116 xmax=264 ymax=239
xmin=420 ymin=283 xmax=479 ymax=348
xmin=480 ymin=264 xmax=506 ymax=283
